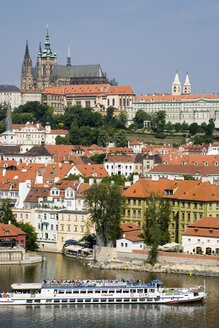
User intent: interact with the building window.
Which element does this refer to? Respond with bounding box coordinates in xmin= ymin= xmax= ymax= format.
xmin=121 ymin=242 xmax=123 ymax=247
xmin=127 ymin=210 xmax=130 ymax=217
xmin=125 ymin=243 xmax=128 ymax=247
xmin=68 ymin=215 xmax=71 ymax=221
xmin=67 ymin=225 xmax=71 ymax=232
xmin=74 ymin=226 xmax=77 ymax=232
xmin=61 ymin=225 xmax=64 ymax=231
xmin=138 ymin=200 xmax=141 ymax=206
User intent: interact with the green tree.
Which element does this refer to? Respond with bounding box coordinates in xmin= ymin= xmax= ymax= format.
xmin=90 ymin=153 xmax=106 ymax=164
xmin=55 ymin=135 xmax=71 ymax=145
xmin=205 ymin=118 xmax=215 ymax=136
xmin=116 ymin=111 xmax=127 ymax=129
xmin=17 ymin=222 xmax=38 ymax=251
xmin=142 ymin=193 xmax=171 ymax=264
xmin=0 ymin=199 xmax=17 ymax=225
xmin=104 ymin=107 xmax=116 ymax=127
xmin=189 ymin=123 xmax=199 ymax=136
xmin=101 ymin=174 xmax=127 ymax=186
xmin=113 ymin=130 xmax=128 ymax=147
xmin=97 ymin=130 xmax=110 ymax=147
xmin=14 ymin=101 xmax=53 ymax=126
xmin=151 ymin=111 xmax=166 ymax=136
xmin=133 ymin=110 xmax=151 ymax=129
xmin=85 ymin=183 xmax=125 ymax=246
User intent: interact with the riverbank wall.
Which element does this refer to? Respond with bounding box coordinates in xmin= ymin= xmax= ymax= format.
xmin=91 ymin=246 xmax=219 ymax=276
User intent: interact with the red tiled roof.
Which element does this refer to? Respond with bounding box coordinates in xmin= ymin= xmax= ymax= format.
xmin=137 ymin=94 xmax=219 ymax=102
xmin=183 ymin=217 xmax=219 ymax=238
xmin=0 ymin=224 xmax=26 ymax=237
xmin=75 ymin=164 xmax=108 ymax=178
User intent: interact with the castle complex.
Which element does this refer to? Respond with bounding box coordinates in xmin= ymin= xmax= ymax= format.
xmin=21 ymin=28 xmax=111 ymax=89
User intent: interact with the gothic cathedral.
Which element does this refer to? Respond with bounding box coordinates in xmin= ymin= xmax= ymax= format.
xmin=21 ymin=27 xmax=111 ymax=89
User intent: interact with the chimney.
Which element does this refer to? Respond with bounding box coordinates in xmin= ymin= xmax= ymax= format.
xmin=3 ymin=169 xmax=6 ymax=177
xmin=8 ymin=220 xmax=11 ymax=225
xmin=133 ymin=174 xmax=139 ymax=183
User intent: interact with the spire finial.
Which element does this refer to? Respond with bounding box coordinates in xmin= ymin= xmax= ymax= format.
xmin=25 ymin=40 xmax=30 ymax=58
xmin=67 ymin=45 xmax=71 ymax=67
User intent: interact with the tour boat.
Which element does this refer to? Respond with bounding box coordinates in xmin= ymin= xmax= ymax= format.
xmin=0 ymin=279 xmax=207 ymax=305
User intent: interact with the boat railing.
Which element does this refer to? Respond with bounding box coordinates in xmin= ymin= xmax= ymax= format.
xmin=43 ymin=280 xmax=143 ymax=288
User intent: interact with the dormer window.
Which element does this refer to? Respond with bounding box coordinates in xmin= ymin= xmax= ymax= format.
xmin=5 ymin=231 xmax=9 ymax=235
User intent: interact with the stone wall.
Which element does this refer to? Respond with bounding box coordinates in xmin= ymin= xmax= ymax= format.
xmin=0 ymin=249 xmax=24 ymax=262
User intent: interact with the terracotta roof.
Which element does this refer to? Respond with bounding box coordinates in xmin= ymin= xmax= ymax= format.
xmin=149 ymin=164 xmax=219 ymax=176
xmin=25 ymin=186 xmax=49 ymax=203
xmin=105 ymin=154 xmax=136 ymax=163
xmin=137 ymin=94 xmax=219 ymax=102
xmin=183 ymin=217 xmax=219 ymax=238
xmin=50 ymin=129 xmax=69 ymax=135
xmin=76 ymin=183 xmax=90 ymax=198
xmin=120 ymin=222 xmax=141 ymax=232
xmin=75 ymin=164 xmax=108 ymax=178
xmin=0 ymin=224 xmax=26 ymax=237
xmin=12 ymin=123 xmax=45 ymax=131
xmin=123 ymin=178 xmax=219 ymax=202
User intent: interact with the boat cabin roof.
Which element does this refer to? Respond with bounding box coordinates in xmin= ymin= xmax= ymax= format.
xmin=11 ymin=283 xmax=42 ymax=290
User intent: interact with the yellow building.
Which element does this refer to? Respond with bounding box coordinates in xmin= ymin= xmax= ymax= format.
xmin=57 ymin=210 xmax=91 ymax=252
xmin=122 ymin=179 xmax=219 ymax=243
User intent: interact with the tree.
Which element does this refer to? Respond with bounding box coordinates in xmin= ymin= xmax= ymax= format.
xmin=113 ymin=130 xmax=128 ymax=147
xmin=85 ymin=183 xmax=125 ymax=246
xmin=90 ymin=153 xmax=106 ymax=164
xmin=116 ymin=111 xmax=127 ymax=129
xmin=0 ymin=199 xmax=17 ymax=225
xmin=151 ymin=111 xmax=166 ymax=136
xmin=205 ymin=119 xmax=215 ymax=136
xmin=17 ymin=222 xmax=38 ymax=251
xmin=142 ymin=193 xmax=171 ymax=264
xmin=104 ymin=107 xmax=116 ymax=127
xmin=55 ymin=135 xmax=71 ymax=145
xmin=189 ymin=123 xmax=199 ymax=136
xmin=101 ymin=174 xmax=127 ymax=186
xmin=97 ymin=130 xmax=110 ymax=147
xmin=133 ymin=110 xmax=151 ymax=129
xmin=0 ymin=199 xmax=38 ymax=251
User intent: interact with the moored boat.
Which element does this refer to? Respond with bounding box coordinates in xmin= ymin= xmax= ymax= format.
xmin=0 ymin=279 xmax=207 ymax=306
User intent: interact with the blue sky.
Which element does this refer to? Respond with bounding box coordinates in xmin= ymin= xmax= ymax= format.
xmin=1 ymin=0 xmax=219 ymax=96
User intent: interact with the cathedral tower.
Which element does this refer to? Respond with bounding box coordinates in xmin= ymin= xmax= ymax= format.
xmin=183 ymin=73 xmax=191 ymax=94
xmin=172 ymin=72 xmax=181 ymax=95
xmin=21 ymin=41 xmax=34 ymax=89
xmin=36 ymin=26 xmax=57 ymax=88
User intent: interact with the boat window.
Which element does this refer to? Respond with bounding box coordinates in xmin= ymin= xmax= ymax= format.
xmin=109 ymin=290 xmax=115 ymax=293
xmin=144 ymin=289 xmax=148 ymax=293
xmin=88 ymin=290 xmax=93 ymax=293
xmin=46 ymin=300 xmax=51 ymax=303
xmin=108 ymin=299 xmax=114 ymax=302
xmin=73 ymin=290 xmax=79 ymax=294
xmin=69 ymin=299 xmax=75 ymax=302
xmin=124 ymin=299 xmax=130 ymax=302
xmin=62 ymin=299 xmax=68 ymax=302
xmin=54 ymin=299 xmax=60 ymax=303
xmin=116 ymin=299 xmax=122 ymax=302
xmin=77 ymin=299 xmax=83 ymax=302
xmin=34 ymin=300 xmax=40 ymax=303
xmin=137 ymin=289 xmax=143 ymax=293
xmin=95 ymin=290 xmax=101 ymax=293
xmin=150 ymin=289 xmax=155 ymax=293
xmin=131 ymin=298 xmax=137 ymax=302
xmin=116 ymin=289 xmax=122 ymax=293
xmin=93 ymin=299 xmax=99 ymax=302
xmin=85 ymin=299 xmax=91 ymax=302
xmin=101 ymin=299 xmax=107 ymax=302
xmin=102 ymin=290 xmax=108 ymax=293
xmin=58 ymin=290 xmax=65 ymax=294
xmin=123 ymin=289 xmax=129 ymax=293
xmin=147 ymin=298 xmax=153 ymax=301
xmin=66 ymin=290 xmax=72 ymax=294
xmin=80 ymin=290 xmax=86 ymax=294
xmin=26 ymin=300 xmax=32 ymax=303
xmin=130 ymin=289 xmax=136 ymax=293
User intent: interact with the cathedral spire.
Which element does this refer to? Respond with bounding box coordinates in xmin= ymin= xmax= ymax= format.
xmin=6 ymin=102 xmax=13 ymax=133
xmin=24 ymin=40 xmax=30 ymax=59
xmin=38 ymin=42 xmax=42 ymax=57
xmin=42 ymin=25 xmax=53 ymax=57
xmin=67 ymin=45 xmax=71 ymax=67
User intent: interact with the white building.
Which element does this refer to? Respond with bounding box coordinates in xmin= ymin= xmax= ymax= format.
xmin=0 ymin=85 xmax=22 ymax=109
xmin=116 ymin=222 xmax=145 ymax=253
xmin=104 ymin=154 xmax=136 ymax=177
xmin=182 ymin=217 xmax=219 ymax=255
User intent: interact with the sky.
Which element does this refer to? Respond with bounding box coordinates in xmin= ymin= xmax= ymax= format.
xmin=1 ymin=0 xmax=219 ymax=96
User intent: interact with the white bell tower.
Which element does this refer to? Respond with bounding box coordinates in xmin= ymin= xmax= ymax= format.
xmin=172 ymin=72 xmax=181 ymax=95
xmin=183 ymin=73 xmax=191 ymax=94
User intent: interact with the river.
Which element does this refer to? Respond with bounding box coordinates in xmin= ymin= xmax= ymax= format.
xmin=0 ymin=253 xmax=218 ymax=328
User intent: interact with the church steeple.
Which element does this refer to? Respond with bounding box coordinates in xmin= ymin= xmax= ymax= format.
xmin=25 ymin=40 xmax=30 ymax=59
xmin=6 ymin=103 xmax=13 ymax=133
xmin=42 ymin=25 xmax=54 ymax=57
xmin=67 ymin=45 xmax=71 ymax=67
xmin=38 ymin=42 xmax=42 ymax=57
xmin=172 ymin=71 xmax=181 ymax=95
xmin=21 ymin=40 xmax=34 ymax=89
xmin=183 ymin=72 xmax=191 ymax=94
